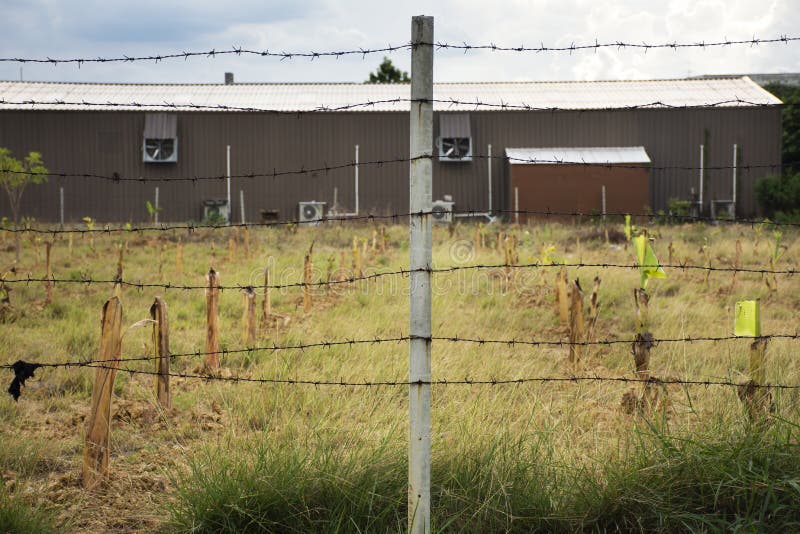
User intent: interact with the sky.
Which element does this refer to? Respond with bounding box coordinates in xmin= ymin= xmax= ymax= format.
xmin=1 ymin=0 xmax=798 ymax=85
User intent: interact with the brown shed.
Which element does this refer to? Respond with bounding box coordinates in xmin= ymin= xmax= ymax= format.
xmin=506 ymin=147 xmax=651 ymax=222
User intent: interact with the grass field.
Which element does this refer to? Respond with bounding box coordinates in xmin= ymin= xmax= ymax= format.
xmin=1 ymin=219 xmax=800 ymax=532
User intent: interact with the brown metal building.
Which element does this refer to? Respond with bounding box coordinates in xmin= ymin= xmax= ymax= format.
xmin=0 ymin=77 xmax=782 ymax=222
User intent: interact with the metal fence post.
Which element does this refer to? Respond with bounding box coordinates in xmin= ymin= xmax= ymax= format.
xmin=409 ymin=15 xmax=433 ymax=534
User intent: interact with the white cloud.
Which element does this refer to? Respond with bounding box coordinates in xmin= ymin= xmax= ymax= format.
xmin=0 ymin=0 xmax=797 ymax=84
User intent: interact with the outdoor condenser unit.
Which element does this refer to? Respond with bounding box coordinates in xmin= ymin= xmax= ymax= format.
xmin=203 ymin=199 xmax=230 ymax=223
xmin=298 ymin=201 xmax=326 ymax=224
xmin=431 ymin=200 xmax=455 ymax=223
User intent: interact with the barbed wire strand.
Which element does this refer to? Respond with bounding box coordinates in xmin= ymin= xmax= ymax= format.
xmin=2 ymin=260 xmax=797 ymax=292
xmin=3 ymin=333 xmax=797 ymax=371
xmin=1 ymin=35 xmax=798 ymax=65
xmin=7 ymin=360 xmax=798 ymax=390
xmin=0 ymin=155 xmax=788 ymax=184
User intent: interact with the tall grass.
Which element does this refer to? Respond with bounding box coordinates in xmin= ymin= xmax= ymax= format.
xmin=168 ymin=420 xmax=800 ymax=533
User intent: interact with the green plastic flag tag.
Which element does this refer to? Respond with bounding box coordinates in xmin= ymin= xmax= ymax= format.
xmin=633 ymin=235 xmax=666 ymax=288
xmin=734 ymin=300 xmax=761 ymax=337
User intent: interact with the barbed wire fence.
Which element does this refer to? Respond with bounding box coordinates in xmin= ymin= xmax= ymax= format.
xmin=2 ymin=15 xmax=800 ymax=530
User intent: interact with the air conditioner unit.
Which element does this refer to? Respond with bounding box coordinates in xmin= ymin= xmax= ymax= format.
xmin=298 ymin=201 xmax=326 ymax=224
xmin=432 ymin=200 xmax=455 ymax=223
xmin=203 ymin=199 xmax=229 ymax=223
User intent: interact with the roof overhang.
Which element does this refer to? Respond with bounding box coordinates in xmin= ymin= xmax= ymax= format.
xmin=506 ymin=147 xmax=651 ymax=165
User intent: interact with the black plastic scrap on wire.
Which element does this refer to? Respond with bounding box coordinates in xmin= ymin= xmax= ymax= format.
xmin=7 ymin=361 xmax=41 ymax=401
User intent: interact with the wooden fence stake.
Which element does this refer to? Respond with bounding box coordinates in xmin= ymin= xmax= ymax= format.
xmin=380 ymin=226 xmax=387 ymax=254
xmin=586 ymin=276 xmax=601 ymax=342
xmin=353 ymin=237 xmax=362 ymax=278
xmin=243 ymin=226 xmax=251 ymax=257
xmin=668 ymin=241 xmax=674 ymax=267
xmin=738 ymin=337 xmax=770 ymax=422
xmin=568 ymin=279 xmax=584 ymax=365
xmin=372 ymin=229 xmax=378 ymax=252
xmin=243 ymin=286 xmax=257 ymax=345
xmin=68 ymin=233 xmax=73 ymax=257
xmin=555 ymin=267 xmax=569 ymax=325
xmin=205 ymin=268 xmax=220 ymax=370
xmin=44 ymin=241 xmax=53 ymax=304
xmin=150 ymin=297 xmax=170 ymax=409
xmin=228 ymin=237 xmax=236 ymax=262
xmin=82 ymin=297 xmax=123 ymax=489
xmin=474 ymin=227 xmax=481 ymax=253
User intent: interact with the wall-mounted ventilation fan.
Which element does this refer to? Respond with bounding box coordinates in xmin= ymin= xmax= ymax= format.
xmin=439 ymin=137 xmax=472 ymax=162
xmin=144 ymin=138 xmax=178 ymax=162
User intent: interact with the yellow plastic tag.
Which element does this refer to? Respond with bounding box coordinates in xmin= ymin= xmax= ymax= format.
xmin=734 ymin=300 xmax=761 ymax=337
xmin=632 ymin=235 xmax=666 ymax=288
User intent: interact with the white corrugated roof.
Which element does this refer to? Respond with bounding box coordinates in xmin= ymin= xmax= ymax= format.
xmin=0 ymin=77 xmax=780 ymax=112
xmin=506 ymin=147 xmax=651 ymax=164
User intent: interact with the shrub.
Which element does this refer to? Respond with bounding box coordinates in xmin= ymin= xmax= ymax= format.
xmin=755 ymin=173 xmax=800 ymax=222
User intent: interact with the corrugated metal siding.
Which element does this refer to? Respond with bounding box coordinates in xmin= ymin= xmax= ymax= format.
xmin=0 ymin=106 xmax=781 ymax=221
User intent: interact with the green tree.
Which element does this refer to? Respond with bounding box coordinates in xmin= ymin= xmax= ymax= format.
xmin=365 ymin=57 xmax=410 ymax=84
xmin=764 ymin=83 xmax=800 ymax=173
xmin=0 ymin=148 xmax=48 ymax=262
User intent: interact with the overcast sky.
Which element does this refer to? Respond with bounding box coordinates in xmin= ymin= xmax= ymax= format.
xmin=2 ymin=0 xmax=798 ymax=84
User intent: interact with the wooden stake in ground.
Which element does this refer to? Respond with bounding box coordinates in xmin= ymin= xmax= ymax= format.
xmin=731 ymin=238 xmax=742 ymax=290
xmin=82 ymin=297 xmax=123 ymax=489
xmin=372 ymin=229 xmax=378 ymax=252
xmin=205 ymin=268 xmax=220 ymax=369
xmin=632 ymin=288 xmax=653 ymax=381
xmin=243 ymin=226 xmax=251 ymax=257
xmin=176 ymin=239 xmax=183 ymax=274
xmin=228 ymin=237 xmax=236 ymax=262
xmin=303 ymin=243 xmax=314 ymax=313
xmin=44 ymin=241 xmax=53 ymax=304
xmin=326 ymin=255 xmax=335 ymax=283
xmin=352 ymin=237 xmax=362 ymax=278
xmin=586 ymin=276 xmax=601 ymax=342
xmin=555 ymin=267 xmax=569 ymax=325
xmin=568 ymin=279 xmax=584 ymax=366
xmin=379 ymin=226 xmax=387 ymax=254
xmin=158 ymin=244 xmax=165 ymax=281
xmin=668 ymin=241 xmax=674 ymax=267
xmin=261 ymin=266 xmax=272 ymax=321
xmin=337 ymin=251 xmax=347 ymax=282
xmin=242 ymin=286 xmax=257 ymax=345
xmin=150 ymin=297 xmax=170 ymax=409
xmin=113 ymin=244 xmax=124 ymax=299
